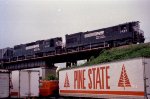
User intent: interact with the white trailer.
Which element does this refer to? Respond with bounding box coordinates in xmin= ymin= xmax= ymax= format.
xmin=11 ymin=70 xmax=40 ymax=98
xmin=0 ymin=70 xmax=10 ymax=98
xmin=59 ymin=57 xmax=150 ymax=99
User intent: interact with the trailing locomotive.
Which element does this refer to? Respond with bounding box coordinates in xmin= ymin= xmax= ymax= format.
xmin=0 ymin=21 xmax=145 ymax=62
xmin=13 ymin=37 xmax=62 ymax=60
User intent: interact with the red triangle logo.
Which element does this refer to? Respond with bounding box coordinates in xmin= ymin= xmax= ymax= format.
xmin=64 ymin=73 xmax=70 ymax=88
xmin=118 ymin=64 xmax=131 ymax=89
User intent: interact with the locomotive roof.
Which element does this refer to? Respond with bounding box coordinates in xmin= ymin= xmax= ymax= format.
xmin=66 ymin=21 xmax=139 ymax=35
xmin=89 ymin=21 xmax=139 ymax=32
xmin=13 ymin=37 xmax=62 ymax=47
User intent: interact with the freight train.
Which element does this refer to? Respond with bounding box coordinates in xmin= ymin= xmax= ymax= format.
xmin=0 ymin=21 xmax=145 ymax=62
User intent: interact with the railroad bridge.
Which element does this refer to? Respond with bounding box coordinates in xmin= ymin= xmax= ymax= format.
xmin=0 ymin=46 xmax=109 ymax=71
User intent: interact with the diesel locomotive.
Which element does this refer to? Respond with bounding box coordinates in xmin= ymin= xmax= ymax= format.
xmin=65 ymin=21 xmax=144 ymax=51
xmin=0 ymin=21 xmax=145 ymax=62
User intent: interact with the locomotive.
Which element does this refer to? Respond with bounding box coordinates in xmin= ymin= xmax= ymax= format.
xmin=65 ymin=21 xmax=145 ymax=51
xmin=0 ymin=21 xmax=145 ymax=62
xmin=13 ymin=37 xmax=62 ymax=60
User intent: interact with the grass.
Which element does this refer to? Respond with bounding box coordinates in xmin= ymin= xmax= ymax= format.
xmin=82 ymin=42 xmax=150 ymax=66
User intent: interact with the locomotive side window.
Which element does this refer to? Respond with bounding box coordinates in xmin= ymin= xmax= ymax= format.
xmin=120 ymin=25 xmax=127 ymax=33
xmin=132 ymin=23 xmax=139 ymax=32
xmin=44 ymin=41 xmax=50 ymax=48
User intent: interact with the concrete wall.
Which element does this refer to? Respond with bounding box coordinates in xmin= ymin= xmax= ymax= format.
xmin=42 ymin=66 xmax=57 ymax=79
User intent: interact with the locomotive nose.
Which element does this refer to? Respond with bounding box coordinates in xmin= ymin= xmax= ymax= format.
xmin=139 ymin=29 xmax=145 ymax=43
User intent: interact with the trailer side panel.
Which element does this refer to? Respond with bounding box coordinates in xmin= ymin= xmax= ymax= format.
xmin=59 ymin=58 xmax=146 ymax=98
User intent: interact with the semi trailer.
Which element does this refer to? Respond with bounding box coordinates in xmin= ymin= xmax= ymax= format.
xmin=59 ymin=57 xmax=150 ymax=99
xmin=0 ymin=70 xmax=10 ymax=98
xmin=10 ymin=70 xmax=40 ymax=98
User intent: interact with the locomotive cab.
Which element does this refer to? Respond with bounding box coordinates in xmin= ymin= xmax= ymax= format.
xmin=55 ymin=37 xmax=62 ymax=48
xmin=132 ymin=21 xmax=145 ymax=43
xmin=55 ymin=37 xmax=63 ymax=53
xmin=43 ymin=37 xmax=63 ymax=55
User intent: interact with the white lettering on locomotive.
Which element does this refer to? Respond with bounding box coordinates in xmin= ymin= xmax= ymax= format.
xmin=84 ymin=31 xmax=105 ymax=39
xmin=26 ymin=44 xmax=40 ymax=51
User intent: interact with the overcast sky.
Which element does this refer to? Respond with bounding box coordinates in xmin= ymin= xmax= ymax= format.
xmin=0 ymin=0 xmax=150 ymax=48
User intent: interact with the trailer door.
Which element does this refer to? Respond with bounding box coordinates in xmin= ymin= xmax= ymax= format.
xmin=0 ymin=72 xmax=10 ymax=98
xmin=30 ymin=71 xmax=40 ymax=97
xmin=20 ymin=70 xmax=39 ymax=97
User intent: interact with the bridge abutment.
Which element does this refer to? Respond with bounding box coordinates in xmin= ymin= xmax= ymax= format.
xmin=42 ymin=66 xmax=57 ymax=80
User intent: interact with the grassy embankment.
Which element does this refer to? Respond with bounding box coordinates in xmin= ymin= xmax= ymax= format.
xmin=59 ymin=42 xmax=150 ymax=71
xmin=82 ymin=42 xmax=150 ymax=66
